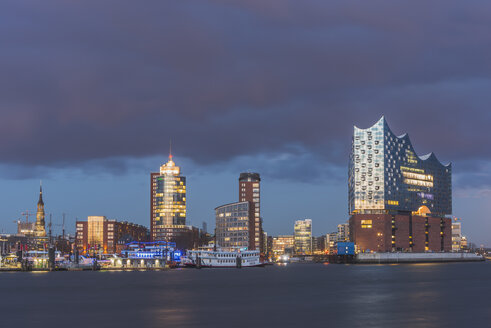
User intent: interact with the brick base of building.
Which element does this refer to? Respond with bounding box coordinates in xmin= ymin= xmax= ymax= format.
xmin=349 ymin=214 xmax=451 ymax=253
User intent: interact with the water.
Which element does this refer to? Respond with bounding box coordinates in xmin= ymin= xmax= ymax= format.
xmin=1 ymin=262 xmax=490 ymax=328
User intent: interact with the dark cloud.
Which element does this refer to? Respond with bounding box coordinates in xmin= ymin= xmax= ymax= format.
xmin=1 ymin=0 xmax=491 ymax=185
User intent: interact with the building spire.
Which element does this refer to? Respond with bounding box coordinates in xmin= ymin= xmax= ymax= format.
xmin=38 ymin=181 xmax=44 ymax=205
xmin=35 ymin=181 xmax=46 ymax=237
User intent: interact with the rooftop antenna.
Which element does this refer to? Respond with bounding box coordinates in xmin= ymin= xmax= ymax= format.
xmin=169 ymin=139 xmax=173 ymax=160
xmin=62 ymin=213 xmax=66 ymax=239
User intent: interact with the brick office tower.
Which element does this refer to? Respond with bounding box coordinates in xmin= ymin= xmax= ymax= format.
xmin=348 ymin=117 xmax=452 ymax=253
xmin=239 ymin=173 xmax=262 ymax=252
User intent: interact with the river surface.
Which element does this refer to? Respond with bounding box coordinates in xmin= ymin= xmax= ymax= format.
xmin=0 ymin=261 xmax=490 ymax=328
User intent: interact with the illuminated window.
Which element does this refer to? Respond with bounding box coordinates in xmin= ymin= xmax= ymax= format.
xmin=361 ymin=220 xmax=372 ymax=228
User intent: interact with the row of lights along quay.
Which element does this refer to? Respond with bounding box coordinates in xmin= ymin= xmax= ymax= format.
xmin=0 ymin=116 xmax=488 ymax=271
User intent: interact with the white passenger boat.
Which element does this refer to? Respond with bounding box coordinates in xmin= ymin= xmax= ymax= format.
xmin=182 ymin=248 xmax=263 ymax=268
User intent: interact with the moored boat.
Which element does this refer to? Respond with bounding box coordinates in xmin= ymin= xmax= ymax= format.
xmin=182 ymin=247 xmax=262 ymax=268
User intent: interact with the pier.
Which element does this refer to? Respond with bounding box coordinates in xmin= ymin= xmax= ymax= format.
xmin=355 ymin=252 xmax=485 ymax=264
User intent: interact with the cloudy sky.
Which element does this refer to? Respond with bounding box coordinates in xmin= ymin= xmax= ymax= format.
xmin=1 ymin=1 xmax=490 ymax=246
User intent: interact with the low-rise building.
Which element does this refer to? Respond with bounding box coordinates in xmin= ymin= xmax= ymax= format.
xmin=17 ymin=221 xmax=36 ymax=237
xmin=452 ymin=221 xmax=462 ymax=252
xmin=337 ymin=223 xmax=349 ymax=242
xmin=266 ymin=235 xmax=274 ymax=260
xmin=451 ymin=219 xmax=468 ymax=251
xmin=325 ymin=232 xmax=338 ymax=254
xmin=272 ymin=235 xmax=295 ymax=256
xmin=312 ymin=235 xmax=326 ymax=254
xmin=76 ymin=216 xmax=148 ymax=254
xmin=154 ymin=224 xmax=202 ymax=250
xmin=460 ymin=236 xmax=468 ymax=250
xmin=349 ymin=214 xmax=452 ymax=253
xmin=0 ymin=234 xmax=29 ymax=256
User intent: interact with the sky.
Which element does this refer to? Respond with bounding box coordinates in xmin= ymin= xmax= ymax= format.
xmin=0 ymin=1 xmax=490 ymax=246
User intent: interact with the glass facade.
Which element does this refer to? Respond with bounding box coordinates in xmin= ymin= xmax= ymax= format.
xmin=349 ymin=117 xmax=452 ymax=217
xmin=215 ymin=202 xmax=250 ymax=248
xmin=272 ymin=235 xmax=295 ymax=255
xmin=294 ymin=219 xmax=312 ymax=255
xmin=451 ymin=221 xmax=462 ymax=252
xmin=87 ymin=216 xmax=105 ymax=248
xmin=152 ymin=156 xmax=186 ymax=241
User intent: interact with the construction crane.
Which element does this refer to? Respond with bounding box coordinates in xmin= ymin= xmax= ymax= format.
xmin=20 ymin=210 xmax=35 ymax=223
xmin=13 ymin=210 xmax=36 ymax=235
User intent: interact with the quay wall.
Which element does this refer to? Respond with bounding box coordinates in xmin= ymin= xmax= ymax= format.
xmin=356 ymin=252 xmax=485 ymax=264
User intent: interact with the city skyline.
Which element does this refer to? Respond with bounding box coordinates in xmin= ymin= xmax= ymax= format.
xmin=1 ymin=3 xmax=490 ymax=328
xmin=0 ymin=116 xmax=489 ymax=247
xmin=1 ymin=1 xmax=491 ymax=247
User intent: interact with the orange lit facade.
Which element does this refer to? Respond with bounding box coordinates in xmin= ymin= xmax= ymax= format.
xmin=76 ymin=216 xmax=148 ymax=254
xmin=272 ymin=235 xmax=295 ymax=256
xmin=150 ymin=154 xmax=186 ymax=241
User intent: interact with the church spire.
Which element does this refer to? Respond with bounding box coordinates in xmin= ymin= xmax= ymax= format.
xmin=35 ymin=181 xmax=46 ymax=237
xmin=38 ymin=181 xmax=44 ymax=206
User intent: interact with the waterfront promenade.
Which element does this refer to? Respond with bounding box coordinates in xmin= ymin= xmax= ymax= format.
xmin=0 ymin=253 xmax=486 ymax=272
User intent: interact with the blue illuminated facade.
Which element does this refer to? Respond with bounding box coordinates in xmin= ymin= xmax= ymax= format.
xmin=337 ymin=242 xmax=355 ymax=255
xmin=121 ymin=241 xmax=182 ymax=261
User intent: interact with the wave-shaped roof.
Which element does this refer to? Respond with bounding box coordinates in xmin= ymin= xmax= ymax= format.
xmin=355 ymin=116 xmax=451 ymax=168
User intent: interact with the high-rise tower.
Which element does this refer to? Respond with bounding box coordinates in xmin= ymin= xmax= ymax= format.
xmin=239 ymin=172 xmax=261 ymax=251
xmin=348 ymin=116 xmax=452 ymax=216
xmin=348 ymin=117 xmax=452 ymax=253
xmin=150 ymin=151 xmax=186 ymax=241
xmin=35 ymin=183 xmax=46 ymax=237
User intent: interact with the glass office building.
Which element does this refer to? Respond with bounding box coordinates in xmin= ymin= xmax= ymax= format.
xmin=151 ymin=154 xmax=186 ymax=241
xmin=348 ymin=117 xmax=452 ymax=218
xmin=294 ymin=219 xmax=312 ymax=255
xmin=215 ymin=202 xmax=250 ymax=248
xmin=272 ymin=235 xmax=295 ymax=256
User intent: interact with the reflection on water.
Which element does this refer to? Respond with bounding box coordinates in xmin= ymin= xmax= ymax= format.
xmin=153 ymin=308 xmax=194 ymax=326
xmin=0 ymin=262 xmax=489 ymax=328
xmin=408 ymin=262 xmax=441 ymax=266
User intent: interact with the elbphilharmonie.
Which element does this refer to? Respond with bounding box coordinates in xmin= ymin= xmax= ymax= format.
xmin=349 ymin=117 xmax=452 ymax=252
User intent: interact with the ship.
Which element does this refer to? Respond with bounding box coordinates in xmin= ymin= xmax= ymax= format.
xmin=182 ymin=247 xmax=262 ymax=268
